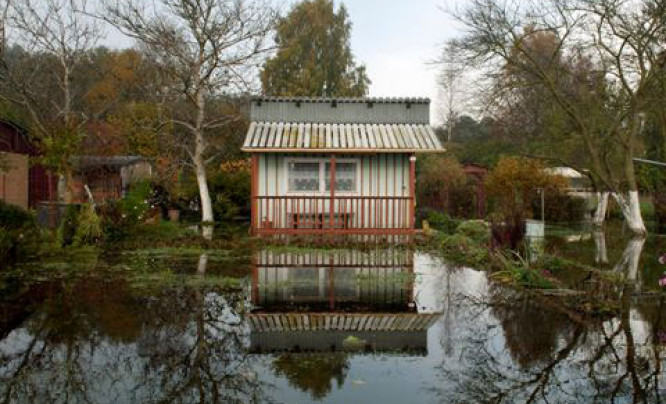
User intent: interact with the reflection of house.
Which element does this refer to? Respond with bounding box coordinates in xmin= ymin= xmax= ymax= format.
xmin=0 ymin=120 xmax=54 ymax=209
xmin=243 ymin=97 xmax=446 ymax=237
xmin=71 ymin=156 xmax=152 ymax=202
xmin=248 ymin=249 xmax=439 ymax=354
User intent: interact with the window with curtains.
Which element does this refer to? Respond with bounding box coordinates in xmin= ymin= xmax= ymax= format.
xmin=287 ymin=159 xmax=359 ymax=193
xmin=288 ymin=161 xmax=321 ymax=192
xmin=325 ymin=162 xmax=357 ymax=192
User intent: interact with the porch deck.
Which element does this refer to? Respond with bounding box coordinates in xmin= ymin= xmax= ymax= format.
xmin=252 ymin=195 xmax=415 ymax=235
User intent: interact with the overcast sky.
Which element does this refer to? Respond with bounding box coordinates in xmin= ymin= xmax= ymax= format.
xmin=100 ymin=0 xmax=463 ymax=124
xmin=334 ymin=0 xmax=462 ymax=123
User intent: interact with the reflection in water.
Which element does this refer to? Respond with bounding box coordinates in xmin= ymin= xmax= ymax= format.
xmin=250 ymin=249 xmax=416 ymax=312
xmin=271 ymin=354 xmax=349 ymax=400
xmin=439 ymin=290 xmax=665 ymax=403
xmin=249 ymin=249 xmax=440 ymax=399
xmin=0 ymin=246 xmax=663 ymax=404
xmin=0 ymin=274 xmax=264 ymax=403
xmin=613 ymin=237 xmax=646 ymax=284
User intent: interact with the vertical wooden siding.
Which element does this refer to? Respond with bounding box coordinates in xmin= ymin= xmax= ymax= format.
xmin=254 ymin=153 xmax=412 ymax=232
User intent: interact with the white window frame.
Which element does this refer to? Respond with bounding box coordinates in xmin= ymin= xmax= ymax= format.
xmin=284 ymin=157 xmax=360 ymax=195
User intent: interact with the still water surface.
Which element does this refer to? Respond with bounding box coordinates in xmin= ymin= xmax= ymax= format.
xmin=0 ymin=236 xmax=664 ymax=403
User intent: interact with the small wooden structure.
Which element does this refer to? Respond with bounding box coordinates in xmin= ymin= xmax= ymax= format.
xmin=243 ymin=97 xmax=445 ymax=237
xmin=0 ymin=120 xmax=54 ymax=209
xmin=462 ymin=163 xmax=488 ymax=218
xmin=71 ymin=156 xmax=152 ymax=203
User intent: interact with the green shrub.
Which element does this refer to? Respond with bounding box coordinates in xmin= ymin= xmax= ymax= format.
xmin=0 ymin=200 xmax=34 ymax=229
xmin=121 ymin=181 xmax=151 ymax=225
xmin=57 ymin=204 xmax=80 ymax=247
xmin=99 ymin=181 xmax=153 ymax=241
xmin=440 ymin=233 xmax=490 ymax=268
xmin=0 ymin=229 xmax=12 ymax=261
xmin=456 ymin=220 xmax=490 ymax=244
xmin=74 ymin=203 xmax=102 ymax=245
xmin=426 ymin=211 xmax=459 ymax=234
xmin=208 ymin=168 xmax=250 ymax=221
xmin=0 ymin=201 xmax=38 ymax=263
xmin=99 ymin=200 xmax=128 ymax=241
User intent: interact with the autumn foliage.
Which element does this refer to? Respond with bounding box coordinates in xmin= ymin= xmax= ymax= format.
xmin=486 ymin=157 xmax=566 ymax=218
xmin=486 ymin=157 xmax=566 ymax=248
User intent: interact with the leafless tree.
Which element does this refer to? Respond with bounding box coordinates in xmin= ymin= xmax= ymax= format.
xmin=103 ymin=0 xmax=276 ymax=235
xmin=437 ymin=39 xmax=467 ymax=143
xmin=1 ymin=0 xmax=102 ymax=201
xmin=450 ymin=0 xmax=666 ymax=236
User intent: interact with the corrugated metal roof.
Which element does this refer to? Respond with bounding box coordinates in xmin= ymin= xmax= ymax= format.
xmin=251 ymin=97 xmax=430 ymax=124
xmin=253 ymin=96 xmax=430 ymax=104
xmin=242 ymin=122 xmax=445 ymax=153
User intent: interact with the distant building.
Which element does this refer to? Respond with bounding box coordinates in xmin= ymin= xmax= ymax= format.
xmin=0 ymin=120 xmax=54 ymax=209
xmin=242 ymin=97 xmax=446 ymax=237
xmin=545 ymin=167 xmax=593 ymax=198
xmin=71 ymin=156 xmax=152 ymax=203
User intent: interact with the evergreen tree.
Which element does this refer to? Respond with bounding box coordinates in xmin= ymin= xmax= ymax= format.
xmin=261 ymin=0 xmax=370 ymax=97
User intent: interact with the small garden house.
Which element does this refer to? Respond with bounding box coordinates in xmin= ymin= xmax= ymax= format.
xmin=0 ymin=120 xmax=54 ymax=209
xmin=242 ymin=97 xmax=445 ymax=236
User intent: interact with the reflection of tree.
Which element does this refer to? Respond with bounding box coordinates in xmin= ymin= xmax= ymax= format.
xmin=490 ymin=290 xmax=577 ymax=368
xmin=0 ymin=257 xmax=268 ymax=404
xmin=613 ymin=238 xmax=646 ymax=285
xmin=271 ymin=354 xmax=349 ymax=400
xmin=0 ymin=276 xmax=141 ymax=404
xmin=441 ymin=286 xmax=664 ymax=404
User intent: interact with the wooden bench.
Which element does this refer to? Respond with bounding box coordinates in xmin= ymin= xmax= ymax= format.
xmin=288 ymin=212 xmax=354 ymax=229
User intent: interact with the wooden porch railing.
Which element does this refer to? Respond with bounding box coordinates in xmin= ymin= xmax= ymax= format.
xmin=252 ymin=196 xmax=414 ymax=235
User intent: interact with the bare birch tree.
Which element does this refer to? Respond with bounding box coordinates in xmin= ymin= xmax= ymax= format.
xmin=0 ymin=0 xmax=102 ymax=201
xmin=103 ymin=0 xmax=275 ymax=234
xmin=437 ymin=40 xmax=467 ymax=143
xmin=450 ymin=0 xmax=666 ymax=236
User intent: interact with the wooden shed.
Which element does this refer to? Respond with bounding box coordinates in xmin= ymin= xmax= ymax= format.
xmin=242 ymin=97 xmax=445 ymax=236
xmin=71 ymin=156 xmax=153 ymax=203
xmin=0 ymin=120 xmax=54 ymax=209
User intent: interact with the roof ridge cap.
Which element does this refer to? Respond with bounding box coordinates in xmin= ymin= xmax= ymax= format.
xmin=251 ymin=96 xmax=430 ymax=104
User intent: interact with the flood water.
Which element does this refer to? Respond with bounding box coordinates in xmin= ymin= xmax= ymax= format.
xmin=0 ymin=229 xmax=664 ymax=403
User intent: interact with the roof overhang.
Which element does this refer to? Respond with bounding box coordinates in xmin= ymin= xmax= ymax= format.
xmin=243 ymin=121 xmax=446 ymax=154
xmin=242 ymin=148 xmax=446 ymax=154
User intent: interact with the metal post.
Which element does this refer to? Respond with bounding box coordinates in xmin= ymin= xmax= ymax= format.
xmin=409 ymin=155 xmax=416 ymax=230
xmin=540 ymin=188 xmax=545 ymax=222
xmin=250 ymin=154 xmax=258 ymax=235
xmin=329 ymin=154 xmax=336 ymax=229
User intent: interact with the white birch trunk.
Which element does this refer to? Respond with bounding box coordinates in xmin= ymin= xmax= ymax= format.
xmin=57 ymin=174 xmax=67 ymax=202
xmin=594 ymin=230 xmax=608 ymax=265
xmin=593 ymin=192 xmax=609 ymax=226
xmin=194 ymin=148 xmax=213 ymax=223
xmin=612 ymin=191 xmax=647 ymax=237
xmin=197 ymin=254 xmax=208 ymax=275
xmin=613 ymin=237 xmax=646 ymax=285
xmin=194 ymin=90 xmax=214 ymax=239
